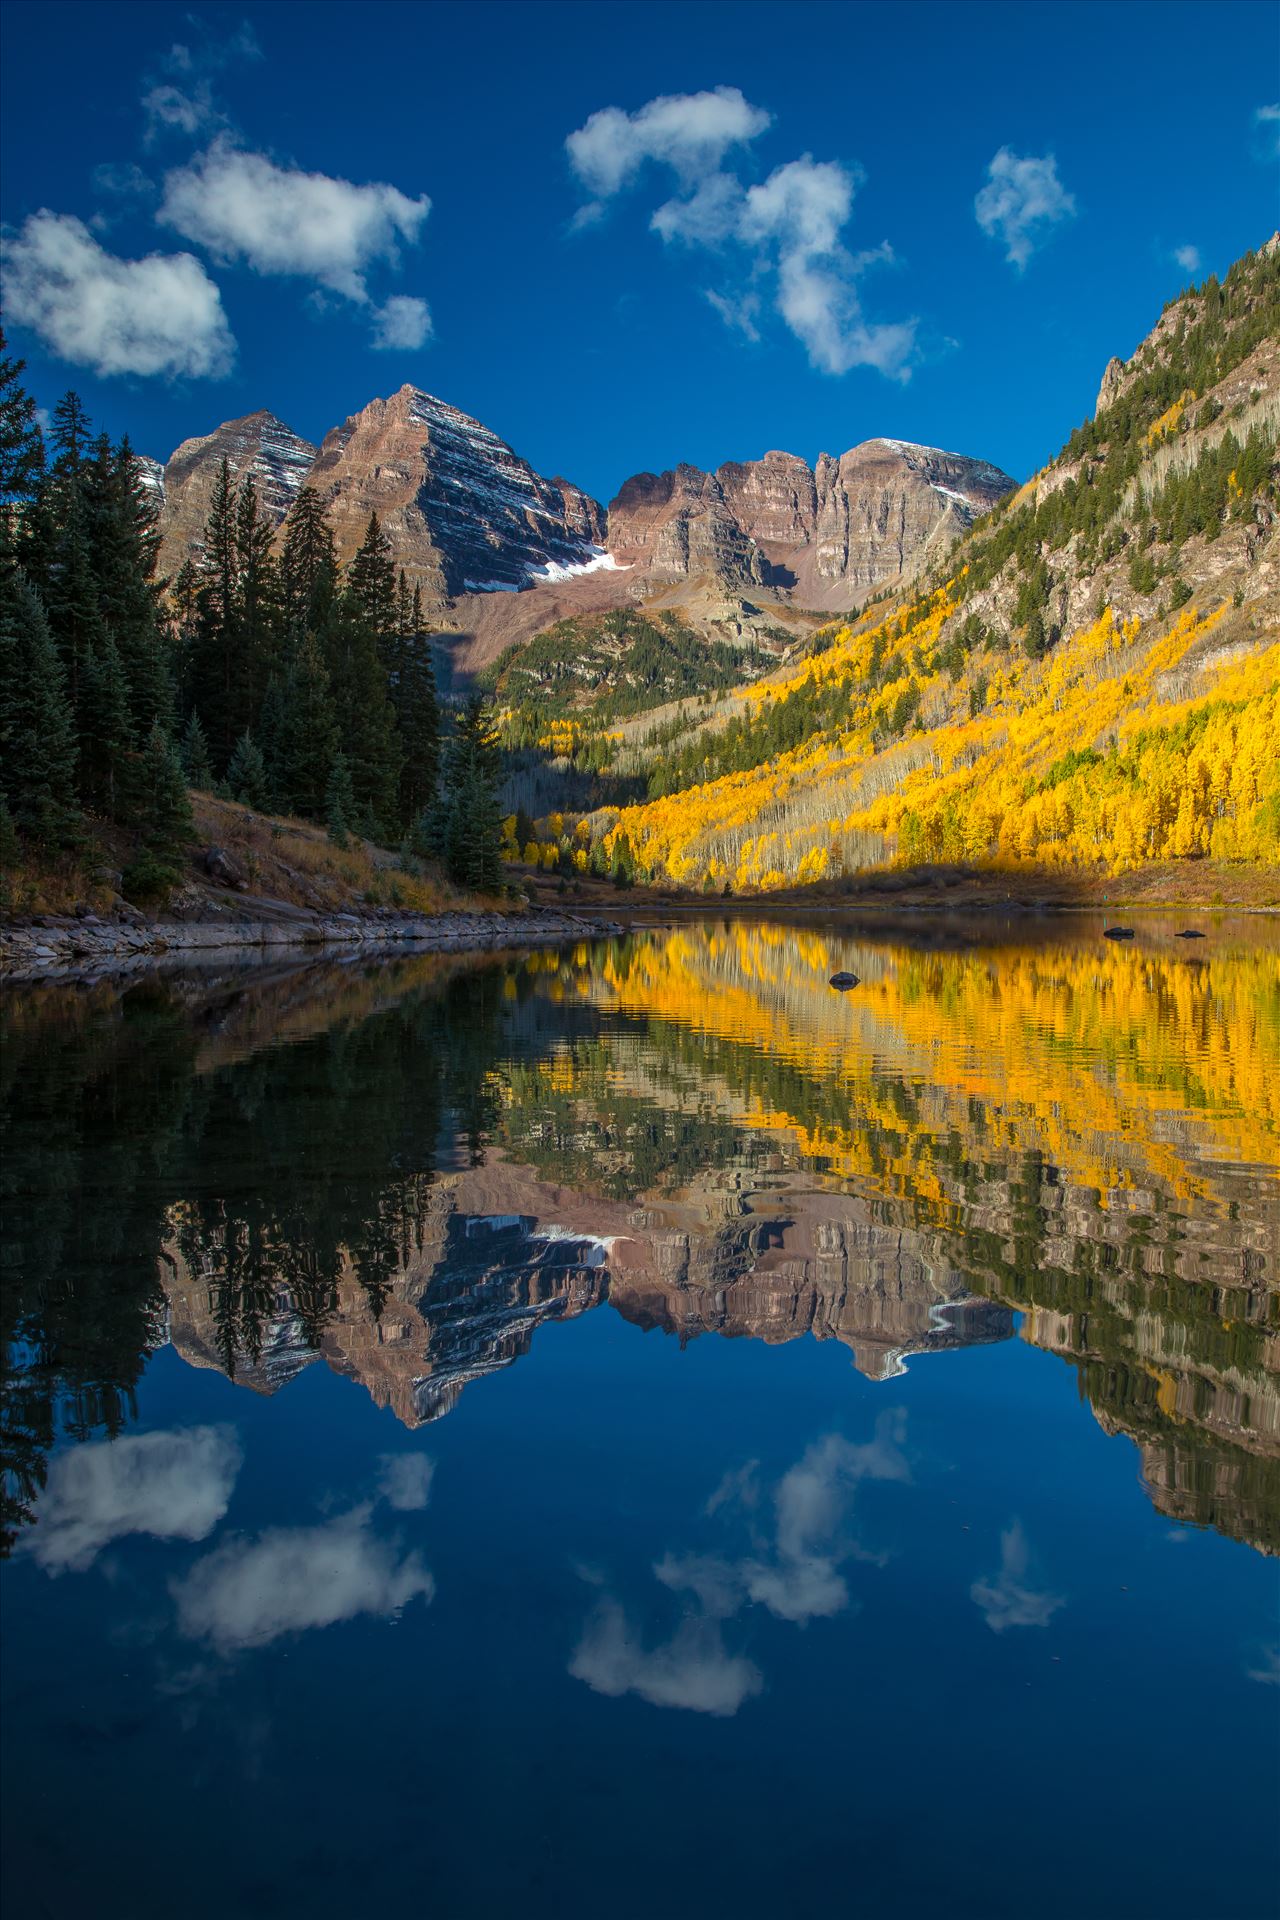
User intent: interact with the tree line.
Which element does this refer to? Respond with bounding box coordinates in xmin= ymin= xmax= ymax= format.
xmin=0 ymin=333 xmax=504 ymax=899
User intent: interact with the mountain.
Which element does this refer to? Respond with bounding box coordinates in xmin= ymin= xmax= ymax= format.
xmin=577 ymin=236 xmax=1279 ymax=891
xmin=154 ymin=409 xmax=317 ymax=580
xmin=145 ymin=387 xmax=1013 ymax=682
xmin=606 ymin=439 xmax=1014 ymax=606
xmin=302 ymin=385 xmax=610 ymax=599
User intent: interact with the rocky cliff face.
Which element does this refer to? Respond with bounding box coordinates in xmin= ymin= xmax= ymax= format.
xmin=304 ymin=385 xmax=609 ymax=600
xmin=605 ymin=438 xmax=1015 ymax=605
xmin=155 ymin=410 xmax=317 ymax=581
xmin=147 ymin=386 xmax=1013 ymax=627
xmin=150 ymin=386 xmax=610 ymax=612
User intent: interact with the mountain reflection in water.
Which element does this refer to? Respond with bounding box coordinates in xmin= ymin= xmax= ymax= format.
xmin=4 ymin=915 xmax=1277 ymax=1559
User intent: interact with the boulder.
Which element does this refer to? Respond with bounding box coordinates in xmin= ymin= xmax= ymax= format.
xmin=203 ymin=846 xmax=250 ymax=890
xmin=829 ymin=971 xmax=860 ymax=990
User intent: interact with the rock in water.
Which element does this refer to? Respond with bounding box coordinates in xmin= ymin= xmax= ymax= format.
xmin=829 ymin=971 xmax=860 ymax=990
xmin=1103 ymin=926 xmax=1135 ymax=941
xmin=1176 ymin=929 xmax=1206 ymax=939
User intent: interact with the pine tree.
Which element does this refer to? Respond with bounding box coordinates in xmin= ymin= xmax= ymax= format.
xmin=278 ymin=635 xmax=339 ymax=818
xmin=392 ymin=590 xmax=439 ymax=830
xmin=180 ymin=709 xmax=214 ymax=789
xmin=280 ymin=487 xmax=338 ymax=637
xmin=348 ymin=512 xmax=397 ymax=644
xmin=86 ymin=436 xmax=171 ymax=739
xmin=123 ymin=723 xmax=194 ymax=901
xmin=187 ymin=458 xmax=243 ymax=770
xmin=226 ymin=730 xmax=270 ymax=810
xmin=80 ymin=632 xmax=135 ymax=819
xmin=0 ymin=327 xmax=44 ymax=569
xmin=326 ymin=752 xmax=356 ymax=847
xmin=0 ymin=570 xmax=80 ymax=846
xmin=439 ymin=697 xmax=503 ymax=891
xmin=326 ymin=594 xmax=401 ymax=837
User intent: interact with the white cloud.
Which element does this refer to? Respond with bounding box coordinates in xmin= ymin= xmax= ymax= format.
xmin=974 ymin=148 xmax=1076 ymax=269
xmin=158 ymin=137 xmax=430 ymax=304
xmin=1173 ymin=244 xmax=1201 ymax=274
xmin=1253 ymin=103 xmax=1280 ymax=159
xmin=173 ymin=1504 xmax=433 ymax=1652
xmin=567 ymin=92 xmax=914 ymax=379
xmin=27 ymin=1426 xmax=241 ymax=1574
xmin=572 ymin=1413 xmax=908 ymax=1716
xmin=371 ymin=294 xmax=433 ymax=351
xmin=570 ymin=1599 xmax=763 ymax=1716
xmin=657 ymin=1413 xmax=910 ymax=1626
xmin=141 ymin=26 xmax=261 ymax=147
xmin=970 ymin=1521 xmax=1064 ymax=1633
xmin=1 ymin=211 xmax=235 ymax=378
xmin=567 ymin=85 xmax=770 ymax=209
xmin=377 ymin=1451 xmax=434 ymax=1510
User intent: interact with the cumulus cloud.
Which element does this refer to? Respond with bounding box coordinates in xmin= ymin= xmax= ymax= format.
xmin=1173 ymin=243 xmax=1201 ymax=274
xmin=1 ymin=211 xmax=235 ymax=378
xmin=158 ymin=137 xmax=431 ymax=304
xmin=567 ymin=85 xmax=770 ymax=210
xmin=377 ymin=1451 xmax=434 ymax=1511
xmin=371 ymin=294 xmax=433 ymax=351
xmin=970 ymin=1521 xmax=1064 ymax=1633
xmin=27 ymin=1426 xmax=241 ymax=1574
xmin=566 ymin=90 xmax=915 ymax=378
xmin=657 ymin=1413 xmax=910 ymax=1627
xmin=1253 ymin=103 xmax=1280 ymax=159
xmin=974 ymin=148 xmax=1076 ymax=269
xmin=571 ymin=1414 xmax=908 ymax=1714
xmin=173 ymin=1504 xmax=433 ymax=1652
xmin=570 ymin=1600 xmax=763 ymax=1717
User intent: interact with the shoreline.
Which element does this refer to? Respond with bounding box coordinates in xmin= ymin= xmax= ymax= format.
xmin=0 ymin=905 xmax=625 ymax=983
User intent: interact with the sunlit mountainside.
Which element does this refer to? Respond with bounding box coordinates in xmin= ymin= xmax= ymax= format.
xmin=508 ymin=239 xmax=1279 ymax=892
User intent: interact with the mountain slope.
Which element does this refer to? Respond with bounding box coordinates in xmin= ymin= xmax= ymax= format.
xmin=565 ymin=238 xmax=1280 ymax=890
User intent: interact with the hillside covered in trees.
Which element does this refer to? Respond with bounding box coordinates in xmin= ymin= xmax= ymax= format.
xmin=0 ymin=337 xmax=507 ymax=914
xmin=509 ymin=239 xmax=1280 ymax=894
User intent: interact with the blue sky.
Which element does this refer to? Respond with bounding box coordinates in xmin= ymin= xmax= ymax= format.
xmin=2 ymin=0 xmax=1276 ymax=503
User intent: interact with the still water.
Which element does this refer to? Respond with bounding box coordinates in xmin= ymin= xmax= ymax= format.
xmin=2 ymin=915 xmax=1278 ymax=1919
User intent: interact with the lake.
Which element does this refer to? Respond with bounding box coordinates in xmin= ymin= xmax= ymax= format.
xmin=2 ymin=913 xmax=1278 ymax=1919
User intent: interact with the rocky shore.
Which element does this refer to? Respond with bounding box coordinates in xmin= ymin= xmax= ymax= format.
xmin=0 ymin=903 xmax=624 ymax=982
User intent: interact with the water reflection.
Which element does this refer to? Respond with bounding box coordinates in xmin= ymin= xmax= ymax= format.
xmin=3 ymin=916 xmax=1278 ymax=1562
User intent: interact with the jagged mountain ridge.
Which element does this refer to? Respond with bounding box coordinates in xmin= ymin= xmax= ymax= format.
xmin=147 ymin=384 xmax=1015 ymax=668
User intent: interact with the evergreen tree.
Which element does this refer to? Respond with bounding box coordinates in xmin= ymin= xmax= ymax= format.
xmin=180 ymin=709 xmax=214 ymax=789
xmin=393 ymin=609 xmax=439 ymax=830
xmin=123 ymin=723 xmax=194 ymax=900
xmin=439 ymin=697 xmax=503 ymax=891
xmin=187 ymin=458 xmax=241 ymax=768
xmin=278 ymin=635 xmax=339 ymax=818
xmin=226 ymin=730 xmax=269 ymax=810
xmin=138 ymin=722 xmax=194 ymax=854
xmin=80 ymin=632 xmax=134 ymax=819
xmin=347 ymin=512 xmax=397 ymax=644
xmin=326 ymin=752 xmax=356 ymax=847
xmin=280 ymin=487 xmax=339 ymax=637
xmin=326 ymin=594 xmax=401 ymax=836
xmin=0 ymin=328 xmax=44 ymax=570
xmin=86 ymin=435 xmax=171 ymax=739
xmin=0 ymin=570 xmax=80 ymax=845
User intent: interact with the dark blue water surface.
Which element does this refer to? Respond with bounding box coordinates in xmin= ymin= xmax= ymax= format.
xmin=3 ymin=920 xmax=1278 ymax=1918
